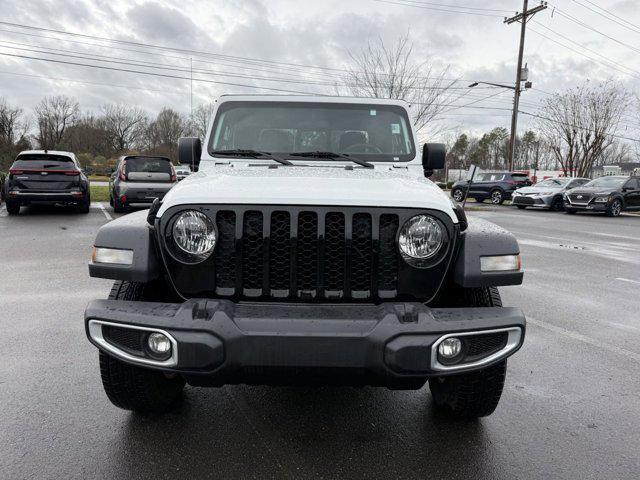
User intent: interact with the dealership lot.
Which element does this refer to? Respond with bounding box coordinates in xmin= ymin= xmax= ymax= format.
xmin=0 ymin=204 xmax=638 ymax=479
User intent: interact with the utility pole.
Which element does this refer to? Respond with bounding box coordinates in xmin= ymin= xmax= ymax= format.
xmin=190 ymin=57 xmax=193 ymax=117
xmin=504 ymin=1 xmax=547 ymax=171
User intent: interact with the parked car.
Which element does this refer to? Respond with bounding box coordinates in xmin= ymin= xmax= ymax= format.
xmin=175 ymin=166 xmax=192 ymax=181
xmin=563 ymin=175 xmax=640 ymax=217
xmin=109 ymin=155 xmax=177 ymax=212
xmin=511 ymin=177 xmax=590 ymax=211
xmin=451 ymin=171 xmax=532 ymax=205
xmin=3 ymin=150 xmax=90 ymax=215
xmin=86 ymin=95 xmax=526 ymax=419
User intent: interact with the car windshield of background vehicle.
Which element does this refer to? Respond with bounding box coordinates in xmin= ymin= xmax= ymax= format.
xmin=13 ymin=155 xmax=75 ymax=169
xmin=511 ymin=173 xmax=529 ymax=181
xmin=125 ymin=157 xmax=172 ymax=174
xmin=584 ymin=177 xmax=627 ymax=188
xmin=536 ymin=178 xmax=569 ymax=187
xmin=209 ymin=102 xmax=415 ymax=162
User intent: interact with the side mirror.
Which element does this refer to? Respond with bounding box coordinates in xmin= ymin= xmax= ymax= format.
xmin=422 ymin=143 xmax=446 ymax=178
xmin=178 ymin=137 xmax=202 ymax=172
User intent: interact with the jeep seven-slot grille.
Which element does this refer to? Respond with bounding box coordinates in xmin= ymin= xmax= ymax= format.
xmin=212 ymin=209 xmax=400 ymax=300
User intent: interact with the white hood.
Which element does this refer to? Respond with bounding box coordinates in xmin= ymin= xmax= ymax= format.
xmin=157 ymin=163 xmax=458 ymax=223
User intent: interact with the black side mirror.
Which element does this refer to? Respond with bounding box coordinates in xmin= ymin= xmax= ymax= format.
xmin=422 ymin=143 xmax=446 ymax=178
xmin=178 ymin=137 xmax=202 ymax=172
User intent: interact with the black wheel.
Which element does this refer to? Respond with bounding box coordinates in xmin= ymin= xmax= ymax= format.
xmin=98 ymin=281 xmax=185 ymax=414
xmin=429 ymin=286 xmax=507 ymax=418
xmin=565 ymin=208 xmax=577 ymax=214
xmin=516 ymin=205 xmax=526 ymax=210
xmin=550 ymin=196 xmax=564 ymax=212
xmin=77 ymin=195 xmax=90 ymax=214
xmin=606 ymin=199 xmax=623 ymax=217
xmin=451 ymin=188 xmax=465 ymax=202
xmin=6 ymin=201 xmax=20 ymax=215
xmin=490 ymin=189 xmax=504 ymax=205
xmin=113 ymin=195 xmax=125 ymax=213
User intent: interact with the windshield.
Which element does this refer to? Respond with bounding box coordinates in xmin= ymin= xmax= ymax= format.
xmin=584 ymin=177 xmax=626 ymax=188
xmin=535 ymin=178 xmax=569 ymax=187
xmin=209 ymin=101 xmax=415 ymax=162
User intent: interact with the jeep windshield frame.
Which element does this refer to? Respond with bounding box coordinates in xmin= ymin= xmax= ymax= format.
xmin=208 ymin=101 xmax=416 ymax=163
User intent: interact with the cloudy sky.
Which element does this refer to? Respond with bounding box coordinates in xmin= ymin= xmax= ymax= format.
xmin=1 ymin=0 xmax=639 ymax=141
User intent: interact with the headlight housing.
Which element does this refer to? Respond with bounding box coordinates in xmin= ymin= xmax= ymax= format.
xmin=168 ymin=210 xmax=216 ymax=263
xmin=398 ymin=215 xmax=445 ymax=265
xmin=593 ymin=196 xmax=610 ymax=203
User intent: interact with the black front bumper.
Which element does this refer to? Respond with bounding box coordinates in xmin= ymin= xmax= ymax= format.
xmin=85 ymin=300 xmax=525 ymax=388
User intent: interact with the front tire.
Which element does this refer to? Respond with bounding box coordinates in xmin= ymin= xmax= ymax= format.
xmin=451 ymin=188 xmax=465 ymax=202
xmin=490 ymin=190 xmax=504 ymax=205
xmin=98 ymin=281 xmax=185 ymax=414
xmin=429 ymin=286 xmax=507 ymax=418
xmin=606 ymin=199 xmax=622 ymax=217
xmin=550 ymin=196 xmax=564 ymax=212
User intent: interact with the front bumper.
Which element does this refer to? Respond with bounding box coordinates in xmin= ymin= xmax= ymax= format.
xmin=85 ymin=299 xmax=526 ymax=387
xmin=563 ymin=199 xmax=608 ymax=211
xmin=512 ymin=195 xmax=552 ymax=208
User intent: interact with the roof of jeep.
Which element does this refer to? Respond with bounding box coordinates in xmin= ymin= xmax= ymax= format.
xmin=216 ymin=94 xmax=410 ymax=106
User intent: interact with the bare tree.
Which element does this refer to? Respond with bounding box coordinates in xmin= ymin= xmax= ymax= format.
xmin=537 ymin=81 xmax=630 ymax=177
xmin=186 ymin=102 xmax=214 ymax=139
xmin=0 ymin=97 xmax=27 ymax=146
xmin=145 ymin=108 xmax=186 ymax=159
xmin=102 ymin=104 xmax=148 ymax=152
xmin=342 ymin=33 xmax=461 ymax=134
xmin=35 ymin=95 xmax=80 ymax=149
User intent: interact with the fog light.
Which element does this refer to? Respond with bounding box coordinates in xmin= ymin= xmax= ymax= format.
xmin=147 ymin=332 xmax=172 ymax=355
xmin=438 ymin=337 xmax=462 ymax=359
xmin=480 ymin=254 xmax=520 ymax=272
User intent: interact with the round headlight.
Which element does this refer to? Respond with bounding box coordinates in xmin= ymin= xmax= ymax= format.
xmin=398 ymin=215 xmax=444 ymax=260
xmin=172 ymin=210 xmax=216 ymax=260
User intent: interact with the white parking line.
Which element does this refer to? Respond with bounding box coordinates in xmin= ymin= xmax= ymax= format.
xmin=91 ymin=202 xmax=113 ymax=221
xmin=615 ymin=277 xmax=640 ymax=286
xmin=528 ymin=317 xmax=640 ymax=363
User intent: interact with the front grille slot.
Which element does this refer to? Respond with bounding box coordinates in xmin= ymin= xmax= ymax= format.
xmin=195 ymin=208 xmax=404 ymax=301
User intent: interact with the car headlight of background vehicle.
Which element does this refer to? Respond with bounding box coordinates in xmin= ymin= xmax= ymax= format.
xmin=594 ymin=196 xmax=610 ymax=203
xmin=398 ymin=214 xmax=446 ymax=267
xmin=166 ymin=210 xmax=216 ymax=263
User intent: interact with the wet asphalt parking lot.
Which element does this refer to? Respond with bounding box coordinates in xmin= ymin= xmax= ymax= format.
xmin=1 ymin=202 xmax=639 ymax=479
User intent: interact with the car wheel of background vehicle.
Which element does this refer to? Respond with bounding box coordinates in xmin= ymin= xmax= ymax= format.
xmin=452 ymin=188 xmax=465 ymax=202
xmin=490 ymin=190 xmax=504 ymax=205
xmin=606 ymin=199 xmax=622 ymax=217
xmin=99 ymin=280 xmax=185 ymax=414
xmin=429 ymin=285 xmax=506 ymax=418
xmin=77 ymin=196 xmax=90 ymax=214
xmin=6 ymin=201 xmax=20 ymax=215
xmin=565 ymin=208 xmax=577 ymax=214
xmin=112 ymin=196 xmax=125 ymax=213
xmin=516 ymin=205 xmax=526 ymax=210
xmin=550 ymin=196 xmax=564 ymax=212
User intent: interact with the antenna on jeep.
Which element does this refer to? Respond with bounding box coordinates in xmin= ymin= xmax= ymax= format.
xmin=462 ymin=164 xmax=478 ymax=209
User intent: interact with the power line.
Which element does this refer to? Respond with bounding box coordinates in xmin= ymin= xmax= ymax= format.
xmin=574 ymin=0 xmax=640 ymax=34
xmin=548 ymin=4 xmax=640 ymax=55
xmin=371 ymin=0 xmax=504 ymax=17
xmin=529 ymin=21 xmax=640 ymax=79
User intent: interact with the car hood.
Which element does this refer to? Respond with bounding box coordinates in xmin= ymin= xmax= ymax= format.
xmin=567 ymin=187 xmax=616 ymax=195
xmin=514 ymin=186 xmax=563 ymax=195
xmin=157 ymin=164 xmax=458 ymax=222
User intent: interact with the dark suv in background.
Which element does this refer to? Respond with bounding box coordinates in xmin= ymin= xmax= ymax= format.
xmin=564 ymin=176 xmax=640 ymax=217
xmin=3 ymin=150 xmax=90 ymax=215
xmin=451 ymin=171 xmax=532 ymax=205
xmin=109 ymin=155 xmax=177 ymax=212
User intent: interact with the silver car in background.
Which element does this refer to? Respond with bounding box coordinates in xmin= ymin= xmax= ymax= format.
xmin=512 ymin=177 xmax=590 ymax=211
xmin=109 ymin=155 xmax=177 ymax=212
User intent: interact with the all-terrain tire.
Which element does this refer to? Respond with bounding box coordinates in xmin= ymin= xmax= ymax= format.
xmin=98 ymin=280 xmax=185 ymax=414
xmin=6 ymin=201 xmax=20 ymax=215
xmin=429 ymin=286 xmax=507 ymax=418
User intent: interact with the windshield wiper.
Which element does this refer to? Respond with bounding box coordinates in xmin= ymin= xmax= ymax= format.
xmin=211 ymin=149 xmax=292 ymax=166
xmin=289 ymin=151 xmax=374 ymax=169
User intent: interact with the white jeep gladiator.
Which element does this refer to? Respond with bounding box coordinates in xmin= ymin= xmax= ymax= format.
xmin=85 ymin=95 xmax=525 ymax=418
